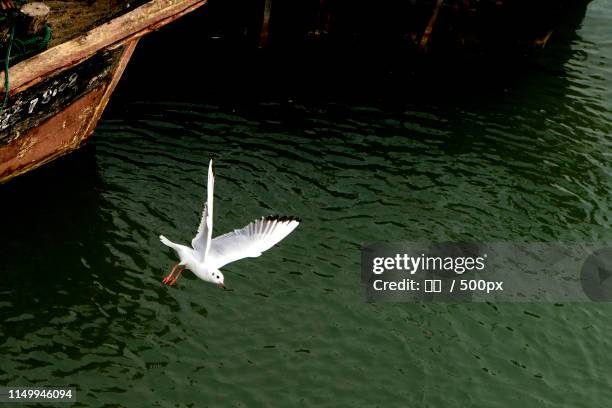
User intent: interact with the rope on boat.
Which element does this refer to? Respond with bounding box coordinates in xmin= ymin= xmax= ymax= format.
xmin=0 ymin=23 xmax=52 ymax=64
xmin=1 ymin=17 xmax=14 ymax=113
xmin=0 ymin=8 xmax=52 ymax=113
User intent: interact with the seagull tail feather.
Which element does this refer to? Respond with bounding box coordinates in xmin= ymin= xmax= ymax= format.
xmin=160 ymin=235 xmax=177 ymax=249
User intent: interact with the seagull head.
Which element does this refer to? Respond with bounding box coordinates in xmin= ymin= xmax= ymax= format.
xmin=212 ymin=270 xmax=225 ymax=289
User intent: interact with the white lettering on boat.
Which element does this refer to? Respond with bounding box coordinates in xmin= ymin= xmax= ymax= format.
xmin=0 ymin=73 xmax=78 ymax=131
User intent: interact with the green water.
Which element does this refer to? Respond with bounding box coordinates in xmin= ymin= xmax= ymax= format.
xmin=1 ymin=2 xmax=611 ymax=407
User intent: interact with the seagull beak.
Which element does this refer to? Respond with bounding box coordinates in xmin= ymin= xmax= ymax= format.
xmin=219 ymin=283 xmax=225 ymax=289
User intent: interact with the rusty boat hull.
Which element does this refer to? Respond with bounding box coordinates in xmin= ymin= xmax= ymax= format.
xmin=0 ymin=0 xmax=207 ymax=184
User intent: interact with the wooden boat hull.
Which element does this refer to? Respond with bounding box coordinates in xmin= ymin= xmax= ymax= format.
xmin=0 ymin=0 xmax=207 ymax=184
xmin=0 ymin=41 xmax=136 ymax=182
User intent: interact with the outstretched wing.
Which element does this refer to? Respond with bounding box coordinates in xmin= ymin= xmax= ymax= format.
xmin=192 ymin=160 xmax=215 ymax=261
xmin=207 ymin=215 xmax=301 ymax=269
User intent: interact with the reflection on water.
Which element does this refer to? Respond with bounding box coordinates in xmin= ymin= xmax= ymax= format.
xmin=1 ymin=2 xmax=611 ymax=407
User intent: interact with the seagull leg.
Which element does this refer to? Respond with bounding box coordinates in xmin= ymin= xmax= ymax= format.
xmin=163 ymin=263 xmax=180 ymax=285
xmin=169 ymin=267 xmax=185 ymax=286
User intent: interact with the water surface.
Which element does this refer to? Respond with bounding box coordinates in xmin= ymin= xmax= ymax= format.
xmin=1 ymin=2 xmax=611 ymax=407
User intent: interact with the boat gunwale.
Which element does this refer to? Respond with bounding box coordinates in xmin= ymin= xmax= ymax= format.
xmin=0 ymin=0 xmax=207 ymax=95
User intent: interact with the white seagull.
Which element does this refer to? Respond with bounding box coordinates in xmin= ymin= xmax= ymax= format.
xmin=159 ymin=160 xmax=301 ymax=288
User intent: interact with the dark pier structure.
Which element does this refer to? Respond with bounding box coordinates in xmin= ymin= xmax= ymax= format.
xmin=119 ymin=0 xmax=592 ymax=105
xmin=198 ymin=0 xmax=591 ymax=53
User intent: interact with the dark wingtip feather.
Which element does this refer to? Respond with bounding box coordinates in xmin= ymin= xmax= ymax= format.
xmin=265 ymin=215 xmax=301 ymax=223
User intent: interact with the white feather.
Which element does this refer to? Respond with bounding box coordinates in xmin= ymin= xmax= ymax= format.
xmin=191 ymin=160 xmax=214 ymax=261
xmin=207 ymin=216 xmax=301 ymax=269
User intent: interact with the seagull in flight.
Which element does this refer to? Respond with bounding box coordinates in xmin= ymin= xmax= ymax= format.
xmin=159 ymin=160 xmax=301 ymax=288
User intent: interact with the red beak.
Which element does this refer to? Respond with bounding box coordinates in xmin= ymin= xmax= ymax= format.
xmin=219 ymin=283 xmax=225 ymax=289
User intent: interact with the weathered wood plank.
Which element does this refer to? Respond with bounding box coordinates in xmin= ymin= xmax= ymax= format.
xmin=45 ymin=1 xmax=149 ymax=47
xmin=0 ymin=0 xmax=207 ymax=95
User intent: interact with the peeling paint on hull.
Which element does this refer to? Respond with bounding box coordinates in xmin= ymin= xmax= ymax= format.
xmin=0 ymin=41 xmax=137 ymax=184
xmin=0 ymin=0 xmax=207 ymax=184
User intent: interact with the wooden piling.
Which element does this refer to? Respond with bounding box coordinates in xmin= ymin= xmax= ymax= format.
xmin=419 ymin=0 xmax=444 ymax=51
xmin=258 ymin=0 xmax=272 ymax=48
